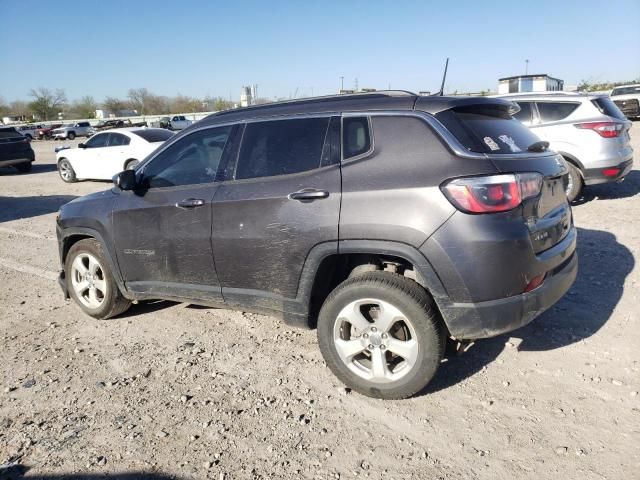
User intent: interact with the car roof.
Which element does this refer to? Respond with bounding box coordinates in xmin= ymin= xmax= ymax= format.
xmin=495 ymin=92 xmax=604 ymax=101
xmin=200 ymin=91 xmax=516 ymax=125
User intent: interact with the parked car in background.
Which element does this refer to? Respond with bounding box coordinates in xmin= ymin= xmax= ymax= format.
xmin=610 ymin=84 xmax=640 ymax=119
xmin=56 ymin=92 xmax=577 ymax=399
xmin=36 ymin=123 xmax=63 ymax=140
xmin=499 ymin=92 xmax=633 ymax=201
xmin=17 ymin=124 xmax=44 ymax=140
xmin=56 ymin=128 xmax=174 ymax=182
xmin=93 ymin=119 xmax=149 ymax=132
xmin=152 ymin=115 xmax=193 ymax=130
xmin=0 ymin=126 xmax=35 ymax=173
xmin=52 ymin=122 xmax=93 ymax=140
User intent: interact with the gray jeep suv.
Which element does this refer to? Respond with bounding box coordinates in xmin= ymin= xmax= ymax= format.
xmin=56 ymin=92 xmax=577 ymax=399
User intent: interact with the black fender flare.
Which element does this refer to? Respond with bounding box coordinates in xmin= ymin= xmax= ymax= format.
xmin=293 ymin=240 xmax=451 ymax=322
xmin=58 ymin=226 xmax=130 ymax=299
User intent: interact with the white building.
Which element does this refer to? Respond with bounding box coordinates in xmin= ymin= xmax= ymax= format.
xmin=498 ymin=74 xmax=564 ymax=94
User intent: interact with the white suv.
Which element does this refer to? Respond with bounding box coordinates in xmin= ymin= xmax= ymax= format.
xmin=498 ymin=92 xmax=634 ymax=201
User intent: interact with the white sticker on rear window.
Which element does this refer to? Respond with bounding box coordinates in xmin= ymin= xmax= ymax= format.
xmin=498 ymin=135 xmax=522 ymax=153
xmin=483 ymin=136 xmax=500 ymax=151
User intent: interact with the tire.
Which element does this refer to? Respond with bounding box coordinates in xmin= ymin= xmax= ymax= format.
xmin=564 ymin=161 xmax=583 ymax=202
xmin=25 ymin=134 xmax=33 ymax=140
xmin=58 ymin=158 xmax=77 ymax=183
xmin=65 ymin=239 xmax=131 ymax=319
xmin=317 ymin=271 xmax=446 ymax=399
xmin=124 ymin=159 xmax=139 ymax=170
xmin=15 ymin=162 xmax=32 ymax=173
xmin=67 ymin=132 xmax=76 ymax=140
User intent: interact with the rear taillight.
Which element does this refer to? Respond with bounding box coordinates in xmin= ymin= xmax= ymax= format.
xmin=441 ymin=173 xmax=542 ymax=214
xmin=602 ymin=167 xmax=620 ymax=177
xmin=574 ymin=121 xmax=624 ymax=138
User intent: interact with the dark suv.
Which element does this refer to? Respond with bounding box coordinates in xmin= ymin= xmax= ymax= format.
xmin=0 ymin=127 xmax=35 ymax=173
xmin=56 ymin=92 xmax=577 ymax=399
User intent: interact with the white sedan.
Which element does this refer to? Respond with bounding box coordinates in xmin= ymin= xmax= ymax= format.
xmin=56 ymin=128 xmax=174 ymax=182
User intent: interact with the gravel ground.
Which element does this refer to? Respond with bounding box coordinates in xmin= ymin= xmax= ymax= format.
xmin=1 ymin=127 xmax=639 ymax=480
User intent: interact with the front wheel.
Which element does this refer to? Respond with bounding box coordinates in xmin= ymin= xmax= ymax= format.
xmin=67 ymin=132 xmax=76 ymax=140
xmin=317 ymin=272 xmax=446 ymax=399
xmin=65 ymin=239 xmax=131 ymax=319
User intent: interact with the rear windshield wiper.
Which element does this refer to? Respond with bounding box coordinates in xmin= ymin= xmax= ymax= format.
xmin=527 ymin=141 xmax=550 ymax=152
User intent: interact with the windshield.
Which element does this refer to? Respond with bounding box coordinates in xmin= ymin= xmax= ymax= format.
xmin=611 ymin=86 xmax=640 ymax=96
xmin=436 ymin=107 xmax=540 ymax=154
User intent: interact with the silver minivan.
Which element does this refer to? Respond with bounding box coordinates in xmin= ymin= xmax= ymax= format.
xmin=498 ymin=92 xmax=633 ymax=201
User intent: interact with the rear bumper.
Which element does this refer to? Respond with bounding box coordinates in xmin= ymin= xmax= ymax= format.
xmin=583 ymin=158 xmax=634 ymax=185
xmin=436 ymin=226 xmax=578 ymax=340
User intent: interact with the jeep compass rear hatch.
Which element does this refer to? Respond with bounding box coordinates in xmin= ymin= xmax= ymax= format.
xmin=433 ymin=103 xmax=571 ymax=254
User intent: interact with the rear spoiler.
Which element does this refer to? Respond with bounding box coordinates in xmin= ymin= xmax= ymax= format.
xmin=414 ymin=96 xmax=520 ymax=116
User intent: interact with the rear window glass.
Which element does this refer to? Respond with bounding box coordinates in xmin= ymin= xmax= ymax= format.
xmin=132 ymin=129 xmax=175 ymax=143
xmin=536 ymin=102 xmax=579 ymax=122
xmin=436 ymin=109 xmax=539 ymax=154
xmin=0 ymin=127 xmax=21 ymax=138
xmin=592 ymin=97 xmax=626 ymax=120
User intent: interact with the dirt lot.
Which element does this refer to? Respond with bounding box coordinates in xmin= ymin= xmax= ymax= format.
xmin=1 ymin=127 xmax=639 ymax=480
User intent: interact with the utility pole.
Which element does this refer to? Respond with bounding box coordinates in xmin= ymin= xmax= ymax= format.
xmin=525 ymin=59 xmax=529 ymax=75
xmin=340 ymin=76 xmax=344 ymax=91
xmin=355 ymin=77 xmax=358 ymax=92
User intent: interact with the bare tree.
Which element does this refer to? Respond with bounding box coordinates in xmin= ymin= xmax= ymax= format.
xmin=69 ymin=96 xmax=98 ymax=119
xmin=28 ymin=87 xmax=67 ymax=120
xmin=127 ymin=88 xmax=152 ymax=115
xmin=102 ymin=96 xmax=129 ymax=114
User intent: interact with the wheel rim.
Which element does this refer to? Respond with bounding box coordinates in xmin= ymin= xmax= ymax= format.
xmin=126 ymin=160 xmax=139 ymax=170
xmin=332 ymin=298 xmax=419 ymax=384
xmin=564 ymin=171 xmax=574 ymax=197
xmin=70 ymin=253 xmax=107 ymax=309
xmin=59 ymin=162 xmax=72 ymax=181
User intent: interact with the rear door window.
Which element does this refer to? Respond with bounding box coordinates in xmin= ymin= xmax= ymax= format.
xmin=436 ymin=108 xmax=540 ymax=154
xmin=536 ymin=102 xmax=579 ymax=122
xmin=591 ymin=97 xmax=627 ymax=120
xmin=235 ymin=117 xmax=329 ymax=180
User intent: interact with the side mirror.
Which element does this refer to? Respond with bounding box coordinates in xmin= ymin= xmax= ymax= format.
xmin=113 ymin=169 xmax=137 ymax=191
xmin=78 ymin=143 xmax=86 ymax=149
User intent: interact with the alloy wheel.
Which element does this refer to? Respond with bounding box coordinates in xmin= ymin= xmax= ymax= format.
xmin=333 ymin=298 xmax=419 ymax=384
xmin=70 ymin=253 xmax=107 ymax=309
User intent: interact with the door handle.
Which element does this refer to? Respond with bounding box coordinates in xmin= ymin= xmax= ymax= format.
xmin=176 ymin=198 xmax=205 ymax=209
xmin=288 ymin=189 xmax=330 ymax=201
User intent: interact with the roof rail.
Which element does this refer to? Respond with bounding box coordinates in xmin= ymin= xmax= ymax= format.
xmin=213 ymin=90 xmax=417 ymax=116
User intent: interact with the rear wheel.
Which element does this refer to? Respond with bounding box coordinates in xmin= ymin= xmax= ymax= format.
xmin=124 ymin=159 xmax=139 ymax=170
xmin=58 ymin=158 xmax=77 ymax=183
xmin=317 ymin=272 xmax=446 ymax=399
xmin=564 ymin=161 xmax=583 ymax=202
xmin=65 ymin=239 xmax=131 ymax=319
xmin=15 ymin=162 xmax=32 ymax=173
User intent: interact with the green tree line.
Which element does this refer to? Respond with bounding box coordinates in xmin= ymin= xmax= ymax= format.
xmin=0 ymin=87 xmax=237 ymax=121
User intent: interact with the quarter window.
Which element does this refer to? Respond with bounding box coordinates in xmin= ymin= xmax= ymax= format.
xmin=142 ymin=126 xmax=232 ymax=188
xmin=343 ymin=117 xmax=371 ymax=159
xmin=235 ymin=118 xmax=330 ymax=180
xmin=513 ymin=102 xmax=534 ymax=124
xmin=536 ymin=102 xmax=579 ymax=122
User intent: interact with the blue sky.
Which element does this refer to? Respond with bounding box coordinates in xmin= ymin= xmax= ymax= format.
xmin=1 ymin=0 xmax=638 ymax=102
